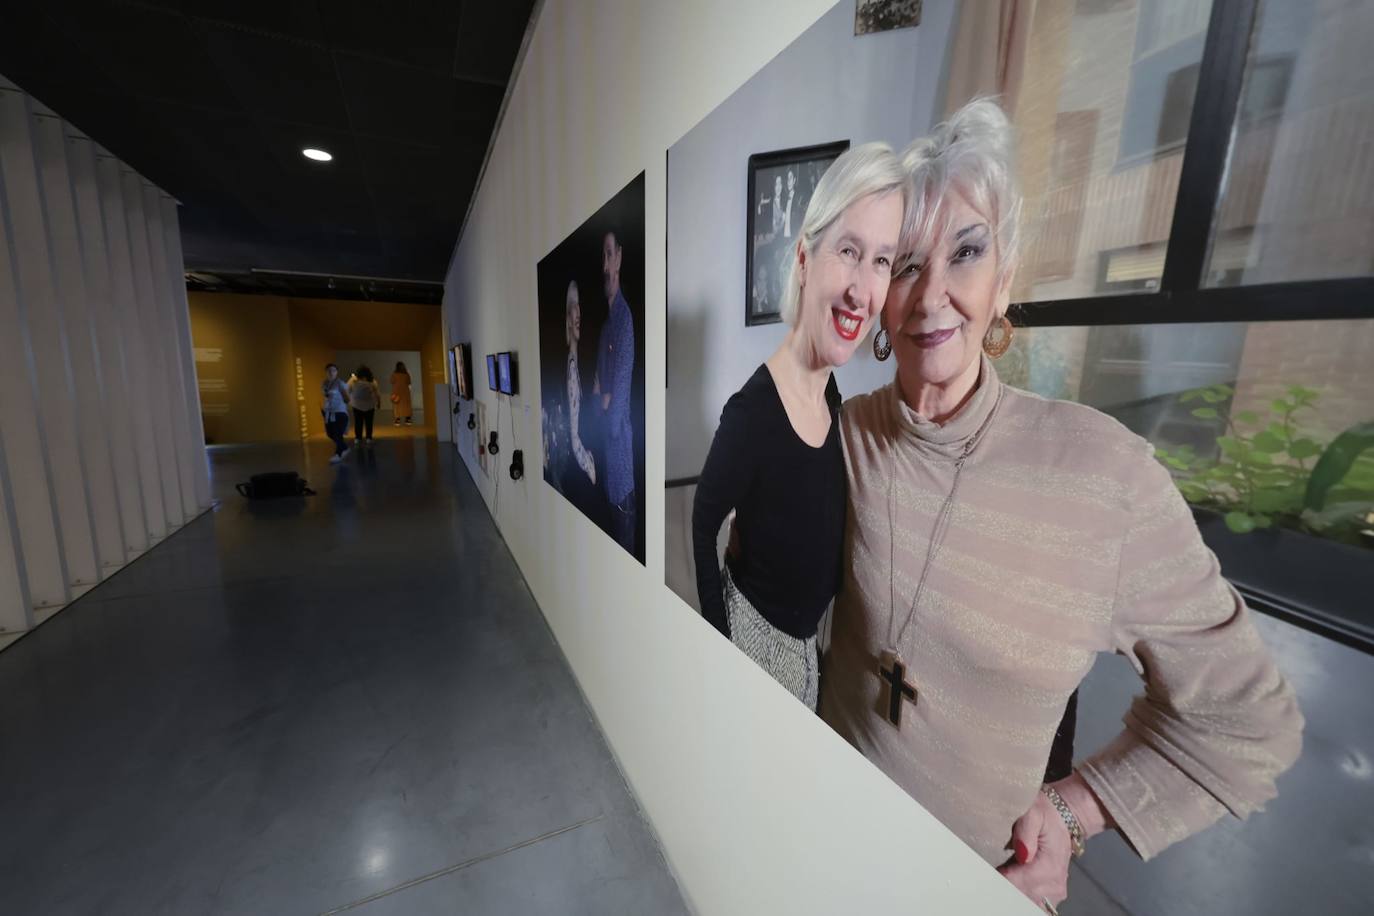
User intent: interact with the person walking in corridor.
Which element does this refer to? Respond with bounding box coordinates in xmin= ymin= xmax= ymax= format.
xmin=349 ymin=365 xmax=381 ymax=445
xmin=322 ymin=363 xmax=351 ymax=464
xmin=390 ymin=361 xmax=414 ymax=426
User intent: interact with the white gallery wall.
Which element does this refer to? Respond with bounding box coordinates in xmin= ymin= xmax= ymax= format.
xmin=0 ymin=74 xmax=212 ymax=640
xmin=443 ymin=2 xmax=1035 ymax=913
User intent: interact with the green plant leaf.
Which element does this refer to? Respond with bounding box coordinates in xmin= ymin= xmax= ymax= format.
xmin=1200 ymin=389 xmax=1224 ymax=404
xmin=1216 ymin=384 xmax=1235 ymax=396
xmin=1252 ymin=431 xmax=1285 ymax=453
xmin=1289 ymin=385 xmax=1319 ymax=403
xmin=1288 ymin=438 xmax=1322 ymax=460
xmin=1225 ymin=511 xmax=1257 ymax=533
xmin=1236 ymin=410 xmax=1260 ymax=425
xmin=1180 ymin=390 xmax=1201 ymax=403
xmin=1178 ymin=483 xmax=1211 ymax=503
xmin=1191 ymin=407 xmax=1219 ymax=419
xmin=1251 ymin=485 xmax=1301 ymax=513
xmin=1271 ymin=399 xmax=1292 ymax=413
xmin=1305 ymin=421 xmax=1374 ymax=511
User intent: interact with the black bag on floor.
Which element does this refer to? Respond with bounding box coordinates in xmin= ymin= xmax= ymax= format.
xmin=236 ymin=472 xmax=315 ymax=499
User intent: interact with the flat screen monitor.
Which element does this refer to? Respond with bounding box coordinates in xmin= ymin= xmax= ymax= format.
xmin=453 ymin=343 xmax=473 ymax=400
xmin=496 ymin=351 xmax=518 ymax=396
xmin=485 ymin=354 xmax=498 ymax=391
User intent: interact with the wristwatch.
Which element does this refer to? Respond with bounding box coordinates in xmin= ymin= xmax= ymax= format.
xmin=1041 ymin=784 xmax=1086 ymax=858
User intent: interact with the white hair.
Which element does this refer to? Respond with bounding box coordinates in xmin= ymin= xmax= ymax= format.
xmin=900 ymin=98 xmax=1022 ymax=280
xmin=780 ymin=142 xmax=910 ymax=327
xmin=565 ymin=280 xmax=579 ymax=347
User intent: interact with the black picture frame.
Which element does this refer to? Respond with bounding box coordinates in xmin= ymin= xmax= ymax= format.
xmin=744 ymin=140 xmax=849 ymax=326
xmin=453 ymin=343 xmax=473 ymax=400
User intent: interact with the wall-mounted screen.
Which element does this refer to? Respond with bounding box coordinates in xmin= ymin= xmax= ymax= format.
xmin=453 ymin=343 xmax=473 ymax=400
xmin=485 ymin=354 xmax=498 ymax=391
xmin=496 ymin=351 xmax=518 ymax=396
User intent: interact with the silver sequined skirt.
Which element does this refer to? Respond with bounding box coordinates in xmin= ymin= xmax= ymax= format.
xmin=723 ymin=566 xmax=819 ymax=711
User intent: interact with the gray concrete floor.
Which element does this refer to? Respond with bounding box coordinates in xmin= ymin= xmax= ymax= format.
xmin=0 ymin=438 xmax=688 ymax=916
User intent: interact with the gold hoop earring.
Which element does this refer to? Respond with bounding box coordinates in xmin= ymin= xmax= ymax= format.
xmin=982 ymin=314 xmax=1014 ymax=359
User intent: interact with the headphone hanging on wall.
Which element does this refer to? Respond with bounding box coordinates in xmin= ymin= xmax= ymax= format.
xmin=509 ymin=449 xmax=524 ymax=481
xmin=467 ymin=413 xmax=476 ymax=430
xmin=487 ymin=430 xmax=500 ymax=455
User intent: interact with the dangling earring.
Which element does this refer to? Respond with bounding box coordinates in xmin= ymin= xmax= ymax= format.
xmin=982 ymin=314 xmax=1014 ymax=359
xmin=873 ymin=327 xmax=891 ymax=361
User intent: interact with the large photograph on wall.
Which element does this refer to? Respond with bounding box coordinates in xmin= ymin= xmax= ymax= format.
xmin=663 ymin=2 xmax=1349 ymax=912
xmin=539 ymin=172 xmax=646 ymax=565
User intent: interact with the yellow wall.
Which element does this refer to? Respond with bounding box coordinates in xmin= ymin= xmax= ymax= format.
xmin=188 ymin=292 xmax=444 ymax=443
xmin=188 ymin=294 xmax=298 ymax=444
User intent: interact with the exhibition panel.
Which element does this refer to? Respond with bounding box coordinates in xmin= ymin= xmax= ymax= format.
xmin=31 ymin=113 xmax=126 ymax=574
xmin=0 ymin=73 xmax=210 ymax=641
xmin=0 ymin=88 xmax=101 ymax=591
xmin=96 ymin=152 xmax=171 ymax=543
xmin=67 ymin=134 xmax=150 ymax=558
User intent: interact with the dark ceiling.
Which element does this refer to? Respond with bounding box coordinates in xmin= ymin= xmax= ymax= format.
xmin=0 ymin=0 xmax=537 ymax=297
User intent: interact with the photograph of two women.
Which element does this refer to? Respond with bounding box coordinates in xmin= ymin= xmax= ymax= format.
xmin=657 ymin=0 xmax=1368 ymax=911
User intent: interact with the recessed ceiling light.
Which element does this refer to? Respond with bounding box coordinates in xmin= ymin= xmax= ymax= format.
xmin=302 ymin=148 xmax=333 ymax=162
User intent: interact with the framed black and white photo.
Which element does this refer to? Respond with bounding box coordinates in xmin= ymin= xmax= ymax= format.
xmin=744 ymin=140 xmax=849 ymax=326
xmin=855 ymin=0 xmax=922 ymax=36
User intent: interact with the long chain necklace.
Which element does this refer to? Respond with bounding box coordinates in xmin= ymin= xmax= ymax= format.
xmin=878 ymin=384 xmax=1003 ymax=729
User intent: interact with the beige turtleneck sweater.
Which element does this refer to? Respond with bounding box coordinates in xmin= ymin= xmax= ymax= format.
xmin=820 ymin=358 xmax=1304 ymax=865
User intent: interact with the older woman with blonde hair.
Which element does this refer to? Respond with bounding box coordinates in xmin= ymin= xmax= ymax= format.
xmin=820 ymin=100 xmax=1303 ymax=912
xmin=693 ymin=142 xmax=908 ymax=709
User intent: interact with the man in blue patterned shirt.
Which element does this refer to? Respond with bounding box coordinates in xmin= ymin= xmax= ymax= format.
xmin=594 ymin=228 xmax=636 ymax=556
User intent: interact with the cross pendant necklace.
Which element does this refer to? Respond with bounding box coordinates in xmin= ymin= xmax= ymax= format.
xmin=877 ymin=385 xmax=1003 ymax=731
xmin=879 ymin=650 xmax=917 ymax=727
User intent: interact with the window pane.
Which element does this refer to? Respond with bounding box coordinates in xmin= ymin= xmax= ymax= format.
xmin=1205 ymin=0 xmax=1374 ymax=287
xmin=1013 ymin=0 xmax=1214 ymax=302
xmin=1000 ymin=319 xmax=1374 ymax=551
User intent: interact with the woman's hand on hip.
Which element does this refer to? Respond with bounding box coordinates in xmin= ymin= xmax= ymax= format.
xmin=998 ymin=773 xmax=1111 ymax=908
xmin=996 ymin=790 xmax=1072 ymax=907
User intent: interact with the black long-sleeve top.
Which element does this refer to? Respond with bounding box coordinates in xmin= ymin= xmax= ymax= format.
xmin=692 ymin=365 xmax=845 ymax=640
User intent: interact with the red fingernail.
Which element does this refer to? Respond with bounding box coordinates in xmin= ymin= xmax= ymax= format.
xmin=1015 ymin=840 xmax=1030 ymax=864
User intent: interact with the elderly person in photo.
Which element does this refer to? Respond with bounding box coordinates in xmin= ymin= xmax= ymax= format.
xmin=819 ymin=100 xmax=1303 ymax=911
xmin=564 ymin=281 xmax=596 ymax=487
xmin=693 ymin=142 xmax=907 ymax=710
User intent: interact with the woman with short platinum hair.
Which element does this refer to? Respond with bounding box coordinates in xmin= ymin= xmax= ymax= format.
xmin=693 ymin=142 xmax=909 ymax=709
xmin=820 ymin=99 xmax=1303 ymax=913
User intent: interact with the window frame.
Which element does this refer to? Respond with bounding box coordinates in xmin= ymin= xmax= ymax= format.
xmin=1012 ymin=0 xmax=1374 ymax=654
xmin=1014 ymin=0 xmax=1374 ymax=329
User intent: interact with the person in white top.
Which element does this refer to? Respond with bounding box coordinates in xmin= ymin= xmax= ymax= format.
xmin=564 ymin=281 xmax=596 ymax=485
xmin=347 ymin=366 xmax=381 ymax=445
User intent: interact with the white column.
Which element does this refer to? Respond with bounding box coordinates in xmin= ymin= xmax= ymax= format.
xmin=0 ymin=437 xmax=34 ymax=634
xmin=141 ymin=183 xmax=197 ymax=517
xmin=96 ymin=152 xmax=167 ymax=543
xmin=159 ymin=197 xmax=212 ymax=510
xmin=0 ymin=88 xmax=100 ymax=592
xmin=67 ymin=133 xmax=148 ymax=558
xmin=32 ymin=112 xmax=127 ymax=575
xmin=121 ymin=168 xmax=186 ymax=530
